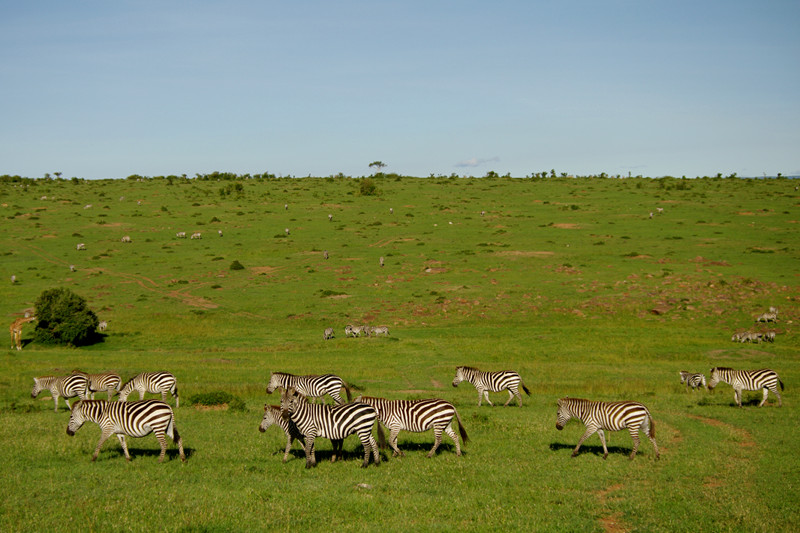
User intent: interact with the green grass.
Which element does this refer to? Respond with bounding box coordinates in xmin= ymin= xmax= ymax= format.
xmin=1 ymin=175 xmax=798 ymax=532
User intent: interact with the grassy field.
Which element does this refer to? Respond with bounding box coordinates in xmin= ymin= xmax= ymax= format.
xmin=1 ymin=175 xmax=798 ymax=532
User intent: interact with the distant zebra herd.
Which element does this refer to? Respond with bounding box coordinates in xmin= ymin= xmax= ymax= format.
xmin=30 ymin=370 xmax=184 ymax=463
xmin=731 ymin=307 xmax=779 ymax=343
xmin=28 ymin=356 xmax=785 ymax=467
xmin=324 ymin=324 xmax=391 ymax=340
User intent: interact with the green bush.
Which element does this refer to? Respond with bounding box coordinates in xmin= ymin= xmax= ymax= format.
xmin=189 ymin=391 xmax=246 ymax=411
xmin=230 ymin=260 xmax=245 ymax=270
xmin=33 ymin=287 xmax=99 ymax=346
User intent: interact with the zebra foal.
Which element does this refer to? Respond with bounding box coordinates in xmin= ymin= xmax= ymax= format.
xmin=31 ymin=374 xmax=89 ymax=412
xmin=259 ymin=404 xmax=344 ymax=463
xmin=355 ymin=396 xmax=468 ymax=458
xmin=452 ymin=366 xmax=530 ymax=407
xmin=679 ymin=371 xmax=706 ymax=391
xmin=71 ymin=370 xmax=121 ymax=400
xmin=708 ymin=367 xmax=783 ymax=407
xmin=67 ymin=400 xmax=185 ymax=463
xmin=119 ymin=371 xmax=179 ymax=407
xmin=555 ymin=397 xmax=660 ymax=460
xmin=266 ymin=371 xmax=351 ymax=405
xmin=280 ymin=387 xmax=381 ymax=468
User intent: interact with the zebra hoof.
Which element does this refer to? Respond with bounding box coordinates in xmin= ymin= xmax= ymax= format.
xmin=603 ymin=454 xmax=609 ymax=460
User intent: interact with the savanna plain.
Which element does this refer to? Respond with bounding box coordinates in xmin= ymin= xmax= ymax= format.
xmin=1 ymin=175 xmax=798 ymax=532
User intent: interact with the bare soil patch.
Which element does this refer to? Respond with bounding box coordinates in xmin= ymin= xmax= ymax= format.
xmin=552 ymin=223 xmax=580 ymax=229
xmin=496 ymin=251 xmax=554 ymax=257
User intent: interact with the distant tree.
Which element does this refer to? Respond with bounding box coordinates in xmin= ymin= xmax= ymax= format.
xmin=33 ymin=287 xmax=99 ymax=346
xmin=369 ymin=161 xmax=387 ymax=174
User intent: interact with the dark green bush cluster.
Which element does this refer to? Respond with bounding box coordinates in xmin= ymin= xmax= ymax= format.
xmin=188 ymin=391 xmax=246 ymax=411
xmin=33 ymin=287 xmax=99 ymax=346
xmin=230 ymin=260 xmax=245 ymax=270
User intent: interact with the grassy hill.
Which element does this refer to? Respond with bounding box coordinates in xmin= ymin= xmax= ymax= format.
xmin=1 ymin=175 xmax=798 ymax=531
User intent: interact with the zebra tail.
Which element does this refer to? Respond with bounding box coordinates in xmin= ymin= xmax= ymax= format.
xmin=455 ymin=408 xmax=469 ymax=443
xmin=522 ymin=383 xmax=531 ymax=396
xmin=779 ymin=379 xmax=785 ymax=391
xmin=171 ymin=424 xmax=182 ymax=445
xmin=375 ymin=423 xmax=387 ymax=449
xmin=648 ymin=415 xmax=656 ymax=440
xmin=166 ymin=416 xmax=176 ymax=441
xmin=344 ymin=384 xmax=352 ymax=403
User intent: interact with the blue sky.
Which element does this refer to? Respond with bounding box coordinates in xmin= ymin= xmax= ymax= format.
xmin=2 ymin=1 xmax=798 ymax=179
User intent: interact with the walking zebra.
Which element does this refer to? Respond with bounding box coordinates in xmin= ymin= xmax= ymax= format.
xmin=355 ymin=396 xmax=468 ymax=458
xmin=259 ymin=404 xmax=344 ymax=463
xmin=66 ymin=400 xmax=185 ymax=463
xmin=708 ymin=367 xmax=784 ymax=407
xmin=323 ymin=327 xmax=334 ymax=340
xmin=679 ymin=371 xmax=707 ymax=391
xmin=119 ymin=372 xmax=179 ymax=407
xmin=280 ymin=387 xmax=381 ymax=468
xmin=31 ymin=374 xmax=90 ymax=412
xmin=555 ymin=397 xmax=660 ymax=460
xmin=266 ymin=372 xmax=351 ymax=405
xmin=370 ymin=326 xmax=390 ymax=337
xmin=71 ymin=371 xmax=121 ymax=400
xmin=452 ymin=366 xmax=531 ymax=407
xmin=756 ymin=311 xmax=778 ymax=323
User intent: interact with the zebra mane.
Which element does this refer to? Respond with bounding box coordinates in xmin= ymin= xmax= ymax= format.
xmin=712 ymin=366 xmax=734 ymax=371
xmin=264 ymin=404 xmax=281 ymax=412
xmin=458 ymin=366 xmax=479 ymax=371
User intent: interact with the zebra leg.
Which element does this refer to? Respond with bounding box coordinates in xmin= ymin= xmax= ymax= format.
xmin=92 ymin=430 xmax=114 ymax=461
xmin=628 ymin=427 xmax=641 ymax=460
xmin=504 ymin=390 xmax=514 ymax=407
xmin=389 ymin=428 xmax=404 ymax=457
xmin=759 ymin=388 xmax=769 ymax=407
xmin=597 ymin=429 xmax=609 ymax=460
xmin=139 ymin=390 xmax=145 ymax=401
xmin=572 ymin=427 xmax=597 ymax=457
xmin=283 ymin=435 xmax=293 ymax=463
xmin=53 ymin=395 xmax=61 ymax=412
xmin=117 ymin=435 xmax=132 ymax=461
xmin=774 ymin=387 xmax=783 ymax=407
xmin=734 ymin=388 xmax=742 ymax=407
xmin=370 ymin=434 xmax=380 ymax=466
xmin=427 ymin=428 xmax=443 ymax=458
xmin=304 ymin=435 xmax=317 ymax=468
xmin=162 ymin=391 xmax=167 ymax=403
xmin=154 ymin=430 xmax=168 ymax=462
xmin=483 ymin=391 xmax=494 ymax=407
xmin=445 ymin=424 xmax=462 ymax=456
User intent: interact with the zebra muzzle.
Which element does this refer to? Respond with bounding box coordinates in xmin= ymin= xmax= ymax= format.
xmin=67 ymin=428 xmax=75 ymax=436
xmin=555 ymin=423 xmax=563 ymax=431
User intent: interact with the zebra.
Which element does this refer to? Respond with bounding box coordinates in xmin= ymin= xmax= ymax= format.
xmin=98 ymin=321 xmax=108 ymax=332
xmin=764 ymin=330 xmax=776 ymax=343
xmin=31 ymin=374 xmax=90 ymax=412
xmin=708 ymin=367 xmax=784 ymax=407
xmin=279 ymin=387 xmax=381 ymax=468
xmin=121 ymin=235 xmax=132 ymax=243
xmin=71 ymin=371 xmax=121 ymax=400
xmin=119 ymin=372 xmax=179 ymax=407
xmin=555 ymin=397 xmax=660 ymax=460
xmin=355 ymin=396 xmax=468 ymax=458
xmin=679 ymin=371 xmax=706 ymax=391
xmin=344 ymin=324 xmax=354 ymax=337
xmin=323 ymin=327 xmax=334 ymax=340
xmin=176 ymin=231 xmax=187 ymax=238
xmin=350 ymin=325 xmax=366 ymax=337
xmin=66 ymin=400 xmax=185 ymax=463
xmin=452 ymin=366 xmax=531 ymax=407
xmin=190 ymin=232 xmax=202 ymax=239
xmin=76 ymin=243 xmax=86 ymax=250
xmin=756 ymin=312 xmax=778 ymax=323
xmin=259 ymin=404 xmax=344 ymax=463
xmin=266 ymin=372 xmax=351 ymax=405
xmin=370 ymin=325 xmax=389 ymax=337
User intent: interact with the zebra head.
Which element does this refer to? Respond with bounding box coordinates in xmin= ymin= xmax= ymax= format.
xmin=118 ymin=380 xmax=134 ymax=402
xmin=266 ymin=373 xmax=284 ymax=395
xmin=259 ymin=404 xmax=279 ymax=433
xmin=66 ymin=400 xmax=88 ymax=436
xmin=452 ymin=367 xmax=466 ymax=387
xmin=555 ymin=398 xmax=572 ymax=431
xmin=279 ymin=387 xmax=302 ymax=420
xmin=31 ymin=377 xmax=45 ymax=399
xmin=707 ymin=367 xmax=724 ymax=390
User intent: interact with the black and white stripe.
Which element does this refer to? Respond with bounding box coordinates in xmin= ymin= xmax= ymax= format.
xmin=555 ymin=397 xmax=660 ymax=460
xmin=266 ymin=372 xmax=351 ymax=405
xmin=452 ymin=366 xmax=530 ymax=407
xmin=119 ymin=372 xmax=179 ymax=407
xmin=679 ymin=371 xmax=706 ymax=391
xmin=71 ymin=371 xmax=121 ymax=400
xmin=708 ymin=367 xmax=784 ymax=407
xmin=66 ymin=399 xmax=185 ymax=462
xmin=355 ymin=396 xmax=468 ymax=457
xmin=280 ymin=387 xmax=380 ymax=468
xmin=259 ymin=404 xmax=345 ymax=463
xmin=31 ymin=374 xmax=89 ymax=412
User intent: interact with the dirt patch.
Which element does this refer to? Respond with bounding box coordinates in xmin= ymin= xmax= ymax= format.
xmin=552 ymin=223 xmax=580 ymax=229
xmin=686 ymin=414 xmax=756 ymax=448
xmin=194 ymin=404 xmax=230 ymax=411
xmin=430 ymin=379 xmax=443 ymax=389
xmin=496 ymin=251 xmax=555 ymax=257
xmin=250 ymin=266 xmax=284 ymax=275
xmin=200 ymin=358 xmax=234 ymax=364
xmin=599 ymin=513 xmax=629 ymax=533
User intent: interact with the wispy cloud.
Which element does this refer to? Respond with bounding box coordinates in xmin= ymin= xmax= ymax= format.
xmin=455 ymin=156 xmax=500 ymax=168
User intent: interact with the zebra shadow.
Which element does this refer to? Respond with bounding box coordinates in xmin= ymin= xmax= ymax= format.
xmin=115 ymin=446 xmax=195 ymax=461
xmin=285 ymin=446 xmax=386 ymax=464
xmin=385 ymin=441 xmax=463 ymax=457
xmin=549 ymin=442 xmax=630 ymax=458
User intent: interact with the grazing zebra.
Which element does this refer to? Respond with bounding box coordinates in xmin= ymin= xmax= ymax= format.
xmin=344 ymin=324 xmax=354 ymax=337
xmin=259 ymin=404 xmax=343 ymax=463
xmin=679 ymin=371 xmax=706 ymax=391
xmin=756 ymin=312 xmax=778 ymax=323
xmin=355 ymin=396 xmax=468 ymax=457
xmin=31 ymin=374 xmax=90 ymax=412
xmin=218 ymin=230 xmax=223 ymax=237
xmin=555 ymin=397 xmax=660 ymax=460
xmin=764 ymin=330 xmax=776 ymax=343
xmin=76 ymin=243 xmax=86 ymax=250
xmin=11 ymin=275 xmax=16 ymax=283
xmin=176 ymin=231 xmax=186 ymax=238
xmin=71 ymin=371 xmax=121 ymax=400
xmin=266 ymin=372 xmax=351 ymax=405
xmin=328 ymin=214 xmax=333 ymax=221
xmin=190 ymin=232 xmax=202 ymax=239
xmin=119 ymin=372 xmax=179 ymax=407
xmin=452 ymin=366 xmax=531 ymax=407
xmin=370 ymin=325 xmax=389 ymax=337
xmin=323 ymin=250 xmax=329 ymax=260
xmin=121 ymin=235 xmax=132 ymax=243
xmin=323 ymin=327 xmax=334 ymax=340
xmin=350 ymin=325 xmax=366 ymax=337
xmin=98 ymin=321 xmax=108 ymax=332
xmin=67 ymin=400 xmax=185 ymax=463
xmin=280 ymin=387 xmax=381 ymax=468
xmin=708 ymin=367 xmax=784 ymax=407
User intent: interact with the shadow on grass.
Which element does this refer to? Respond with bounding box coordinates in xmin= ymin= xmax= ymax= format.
xmin=102 ymin=446 xmax=195 ymax=462
xmin=549 ymin=442 xmax=630 ymax=458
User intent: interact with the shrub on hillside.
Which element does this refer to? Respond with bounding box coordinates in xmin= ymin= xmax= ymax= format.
xmin=33 ymin=287 xmax=99 ymax=346
xmin=189 ymin=391 xmax=246 ymax=411
xmin=230 ymin=260 xmax=245 ymax=270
